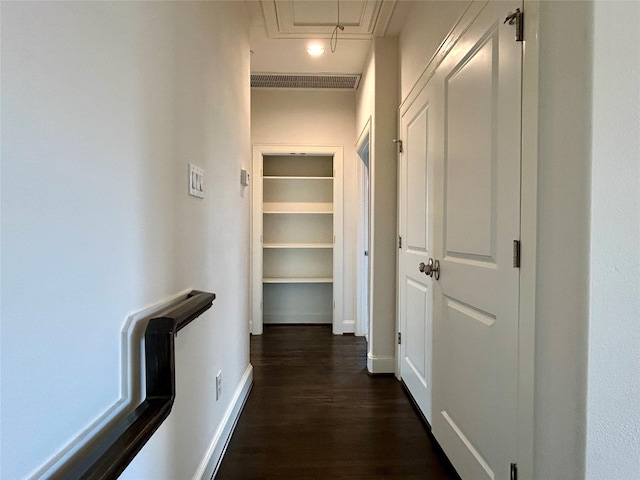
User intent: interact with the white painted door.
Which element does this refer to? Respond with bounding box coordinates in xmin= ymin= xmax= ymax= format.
xmin=431 ymin=2 xmax=522 ymax=479
xmin=398 ymin=80 xmax=437 ymax=420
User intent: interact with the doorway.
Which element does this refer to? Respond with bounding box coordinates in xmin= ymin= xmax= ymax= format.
xmin=251 ymin=145 xmax=345 ymax=335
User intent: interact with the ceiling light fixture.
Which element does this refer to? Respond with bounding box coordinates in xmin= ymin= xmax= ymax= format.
xmin=306 ymin=44 xmax=325 ymax=56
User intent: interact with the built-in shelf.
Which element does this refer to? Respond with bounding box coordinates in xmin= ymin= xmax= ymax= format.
xmin=263 ymin=210 xmax=333 ymax=215
xmin=263 ymin=202 xmax=333 ymax=214
xmin=263 ymin=243 xmax=333 ymax=249
xmin=253 ymin=150 xmax=342 ymax=332
xmin=261 ymin=157 xmax=335 ymax=303
xmin=263 ymin=277 xmax=333 ymax=284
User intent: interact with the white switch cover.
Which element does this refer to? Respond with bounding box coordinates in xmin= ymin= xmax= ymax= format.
xmin=241 ymin=168 xmax=250 ymax=186
xmin=215 ymin=371 xmax=222 ymax=400
xmin=188 ymin=163 xmax=204 ymax=198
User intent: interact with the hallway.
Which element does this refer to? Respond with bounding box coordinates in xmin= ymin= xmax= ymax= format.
xmin=216 ymin=326 xmax=459 ymax=479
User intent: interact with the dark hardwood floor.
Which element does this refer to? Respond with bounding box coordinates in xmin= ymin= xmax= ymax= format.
xmin=215 ymin=325 xmax=460 ymax=479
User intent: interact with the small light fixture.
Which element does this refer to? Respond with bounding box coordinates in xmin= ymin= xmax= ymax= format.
xmin=306 ymin=44 xmax=325 ymax=56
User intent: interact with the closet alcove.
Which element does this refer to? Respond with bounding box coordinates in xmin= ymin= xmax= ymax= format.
xmin=251 ymin=145 xmax=344 ymax=335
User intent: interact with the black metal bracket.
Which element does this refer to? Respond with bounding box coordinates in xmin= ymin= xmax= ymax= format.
xmin=53 ymin=290 xmax=216 ymax=480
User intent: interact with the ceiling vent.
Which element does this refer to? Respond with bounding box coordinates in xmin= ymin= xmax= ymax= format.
xmin=251 ymin=73 xmax=361 ymax=90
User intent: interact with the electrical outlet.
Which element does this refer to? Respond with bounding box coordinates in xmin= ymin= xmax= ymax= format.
xmin=216 ymin=371 xmax=222 ymax=400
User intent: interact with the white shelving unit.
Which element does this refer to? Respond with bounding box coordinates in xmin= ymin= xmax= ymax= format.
xmin=262 ymin=277 xmax=334 ymax=284
xmin=251 ymin=146 xmax=344 ymax=334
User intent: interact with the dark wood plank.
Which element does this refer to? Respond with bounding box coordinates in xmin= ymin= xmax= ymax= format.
xmin=216 ymin=325 xmax=460 ymax=479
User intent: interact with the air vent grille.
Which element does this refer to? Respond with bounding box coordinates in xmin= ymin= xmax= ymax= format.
xmin=251 ymin=74 xmax=361 ymax=90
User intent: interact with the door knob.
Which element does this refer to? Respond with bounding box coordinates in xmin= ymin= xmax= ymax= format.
xmin=420 ymin=258 xmax=440 ymax=280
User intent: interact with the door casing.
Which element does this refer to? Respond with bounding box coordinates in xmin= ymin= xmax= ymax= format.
xmin=355 ymin=119 xmax=372 ymax=338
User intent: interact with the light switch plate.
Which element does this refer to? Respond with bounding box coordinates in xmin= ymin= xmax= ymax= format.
xmin=188 ymin=163 xmax=204 ymax=198
xmin=241 ymin=168 xmax=250 ymax=186
xmin=215 ymin=371 xmax=222 ymax=400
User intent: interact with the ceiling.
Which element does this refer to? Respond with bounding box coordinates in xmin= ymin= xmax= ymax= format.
xmin=247 ymin=0 xmax=410 ymax=79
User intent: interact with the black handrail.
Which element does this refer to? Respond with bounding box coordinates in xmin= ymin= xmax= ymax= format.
xmin=52 ymin=290 xmax=216 ymax=480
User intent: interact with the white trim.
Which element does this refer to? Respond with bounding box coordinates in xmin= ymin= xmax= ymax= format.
xmin=367 ymin=353 xmax=396 ymax=374
xmin=342 ymin=319 xmax=356 ymax=334
xmin=395 ymin=102 xmax=403 ymax=380
xmin=332 ymin=146 xmax=345 ymax=335
xmin=355 ymin=118 xmax=372 ymax=338
xmin=193 ymin=364 xmax=254 ymax=480
xmin=264 ymin=313 xmax=332 ymax=324
xmin=251 ymin=146 xmax=264 ymax=335
xmin=518 ymin=1 xmax=539 ymax=478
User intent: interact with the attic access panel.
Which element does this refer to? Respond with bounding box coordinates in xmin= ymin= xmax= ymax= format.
xmin=261 ymin=0 xmax=397 ymax=39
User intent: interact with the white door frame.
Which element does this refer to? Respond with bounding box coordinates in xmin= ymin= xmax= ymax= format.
xmin=394 ymin=1 xmax=540 ymax=477
xmin=517 ymin=2 xmax=540 ymax=477
xmin=355 ymin=118 xmax=372 ymax=338
xmin=251 ymin=144 xmax=344 ymax=335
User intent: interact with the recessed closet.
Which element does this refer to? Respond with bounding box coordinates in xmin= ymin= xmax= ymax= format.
xmin=251 ymin=146 xmax=344 ymax=334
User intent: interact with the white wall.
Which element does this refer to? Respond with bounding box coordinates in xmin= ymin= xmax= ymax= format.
xmin=251 ymin=89 xmax=358 ymax=331
xmin=355 ymin=38 xmax=399 ymax=373
xmin=399 ymin=1 xmax=470 ymax=101
xmin=356 ymin=48 xmax=375 ymax=139
xmin=0 ymin=2 xmax=251 ymax=479
xmin=586 ymin=1 xmax=640 ymax=477
xmin=534 ymin=2 xmax=593 ymax=477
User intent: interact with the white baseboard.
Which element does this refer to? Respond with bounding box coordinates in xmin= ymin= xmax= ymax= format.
xmin=193 ymin=363 xmax=253 ymax=480
xmin=367 ymin=353 xmax=396 ymax=374
xmin=341 ymin=319 xmax=355 ymax=334
xmin=263 ymin=313 xmax=331 ymax=324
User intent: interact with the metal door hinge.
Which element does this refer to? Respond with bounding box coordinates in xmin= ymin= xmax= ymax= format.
xmin=399 ymin=236 xmax=402 ymax=249
xmin=393 ymin=138 xmax=403 ymax=153
xmin=504 ymin=8 xmax=524 ymax=42
xmin=513 ymin=240 xmax=521 ymax=268
xmin=510 ymin=463 xmax=518 ymax=480
xmin=398 ymin=332 xmax=402 ymax=344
